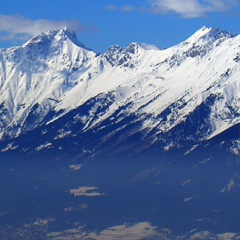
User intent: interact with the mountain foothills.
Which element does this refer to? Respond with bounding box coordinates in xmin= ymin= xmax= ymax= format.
xmin=0 ymin=27 xmax=239 ymax=159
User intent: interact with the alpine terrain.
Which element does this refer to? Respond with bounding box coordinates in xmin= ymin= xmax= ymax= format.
xmin=0 ymin=26 xmax=239 ymax=158
xmin=0 ymin=27 xmax=239 ymax=239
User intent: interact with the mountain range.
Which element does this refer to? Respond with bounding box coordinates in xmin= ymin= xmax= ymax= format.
xmin=0 ymin=26 xmax=239 ymax=160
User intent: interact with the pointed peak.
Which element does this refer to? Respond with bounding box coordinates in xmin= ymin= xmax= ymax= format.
xmin=201 ymin=26 xmax=235 ymax=38
xmin=53 ymin=28 xmax=91 ymax=50
xmin=50 ymin=28 xmax=78 ymax=42
xmin=185 ymin=26 xmax=236 ymax=44
xmin=23 ymin=28 xmax=92 ymax=51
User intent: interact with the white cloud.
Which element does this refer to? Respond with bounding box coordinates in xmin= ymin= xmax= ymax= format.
xmin=149 ymin=0 xmax=238 ymax=18
xmin=105 ymin=5 xmax=117 ymax=11
xmin=121 ymin=5 xmax=135 ymax=12
xmin=105 ymin=4 xmax=135 ymax=12
xmin=0 ymin=15 xmax=86 ymax=41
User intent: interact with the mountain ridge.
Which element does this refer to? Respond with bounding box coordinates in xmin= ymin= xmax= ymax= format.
xmin=0 ymin=26 xmax=239 ymax=158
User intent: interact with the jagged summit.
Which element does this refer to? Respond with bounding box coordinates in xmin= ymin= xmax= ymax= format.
xmin=203 ymin=26 xmax=236 ymax=39
xmin=106 ymin=42 xmax=160 ymax=53
xmin=103 ymin=42 xmax=160 ymax=67
xmin=183 ymin=26 xmax=237 ymax=46
xmin=23 ymin=28 xmax=92 ymax=51
xmin=171 ymin=26 xmax=238 ymax=60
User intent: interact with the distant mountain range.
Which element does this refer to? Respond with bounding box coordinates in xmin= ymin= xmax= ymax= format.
xmin=0 ymin=26 xmax=239 ymax=159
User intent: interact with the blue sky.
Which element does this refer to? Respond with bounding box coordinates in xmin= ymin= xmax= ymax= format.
xmin=0 ymin=0 xmax=240 ymax=52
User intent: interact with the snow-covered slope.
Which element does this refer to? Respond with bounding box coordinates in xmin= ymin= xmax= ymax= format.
xmin=0 ymin=27 xmax=239 ymax=156
xmin=0 ymin=28 xmax=97 ymax=139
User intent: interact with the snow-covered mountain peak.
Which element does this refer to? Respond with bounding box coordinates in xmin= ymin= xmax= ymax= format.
xmin=52 ymin=28 xmax=92 ymax=50
xmin=204 ymin=27 xmax=236 ymax=39
xmin=103 ymin=42 xmax=159 ymax=68
xmin=23 ymin=28 xmax=92 ymax=51
xmin=6 ymin=28 xmax=97 ymax=75
xmin=182 ymin=26 xmax=236 ymax=47
xmin=169 ymin=26 xmax=238 ymax=61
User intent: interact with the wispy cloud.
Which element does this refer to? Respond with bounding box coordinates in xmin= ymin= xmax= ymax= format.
xmin=121 ymin=5 xmax=135 ymax=12
xmin=106 ymin=0 xmax=238 ymax=18
xmin=149 ymin=0 xmax=238 ymax=18
xmin=0 ymin=15 xmax=86 ymax=41
xmin=105 ymin=5 xmax=118 ymax=11
xmin=105 ymin=4 xmax=136 ymax=12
